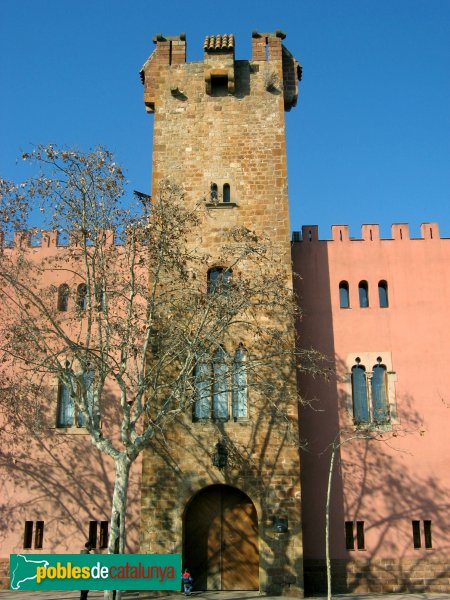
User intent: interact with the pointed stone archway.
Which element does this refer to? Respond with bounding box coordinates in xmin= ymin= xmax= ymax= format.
xmin=183 ymin=484 xmax=259 ymax=591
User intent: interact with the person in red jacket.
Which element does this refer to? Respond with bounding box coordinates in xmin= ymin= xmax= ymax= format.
xmin=181 ymin=568 xmax=193 ymax=596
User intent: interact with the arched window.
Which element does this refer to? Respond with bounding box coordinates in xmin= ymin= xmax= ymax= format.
xmin=213 ymin=347 xmax=229 ymax=420
xmin=194 ymin=359 xmax=211 ymax=420
xmin=232 ymin=346 xmax=247 ymax=419
xmin=351 ymin=362 xmax=369 ymax=423
xmin=207 ymin=267 xmax=232 ymax=294
xmin=339 ymin=281 xmax=349 ymax=308
xmin=57 ymin=284 xmax=69 ymax=311
xmin=223 ymin=183 xmax=231 ymax=203
xmin=371 ymin=360 xmax=389 ymax=422
xmin=378 ymin=280 xmax=389 ymax=308
xmin=57 ymin=379 xmax=74 ymax=427
xmin=77 ymin=284 xmax=88 ymax=310
xmin=358 ymin=281 xmax=369 ymax=308
xmin=210 ymin=183 xmax=218 ymax=203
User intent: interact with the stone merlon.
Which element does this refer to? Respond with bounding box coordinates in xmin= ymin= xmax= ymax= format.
xmin=292 ymin=222 xmax=443 ymax=242
xmin=139 ymin=30 xmax=302 ymax=113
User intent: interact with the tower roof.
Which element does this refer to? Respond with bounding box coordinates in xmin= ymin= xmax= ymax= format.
xmin=203 ymin=34 xmax=234 ymax=52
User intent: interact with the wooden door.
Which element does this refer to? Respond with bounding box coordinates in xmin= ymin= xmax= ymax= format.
xmin=184 ymin=485 xmax=259 ymax=591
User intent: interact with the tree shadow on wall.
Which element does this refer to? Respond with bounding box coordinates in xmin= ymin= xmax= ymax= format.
xmin=0 ymin=384 xmax=141 ymax=556
xmin=140 ymin=351 xmax=310 ymax=596
xmin=302 ymin=353 xmax=450 ymax=595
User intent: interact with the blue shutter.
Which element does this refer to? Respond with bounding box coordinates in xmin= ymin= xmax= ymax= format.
xmin=352 ymin=366 xmax=369 ymax=423
xmin=213 ymin=347 xmax=229 ymax=420
xmin=58 ymin=380 xmax=74 ymax=427
xmin=232 ymin=347 xmax=248 ymax=419
xmin=339 ymin=282 xmax=349 ymax=308
xmin=359 ymin=281 xmax=369 ymax=308
xmin=378 ymin=281 xmax=389 ymax=308
xmin=371 ymin=364 xmax=389 ymax=422
xmin=194 ymin=360 xmax=211 ymax=419
xmin=77 ymin=369 xmax=94 ymax=427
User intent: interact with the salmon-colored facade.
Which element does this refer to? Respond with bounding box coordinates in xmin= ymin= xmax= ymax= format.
xmin=293 ymin=222 xmax=450 ymax=594
xmin=0 ymin=233 xmax=141 ymax=588
xmin=1 ymin=27 xmax=449 ymax=597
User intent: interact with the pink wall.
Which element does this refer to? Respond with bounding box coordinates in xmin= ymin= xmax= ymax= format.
xmin=294 ymin=223 xmax=450 ymax=563
xmin=0 ymin=233 xmax=141 ymax=567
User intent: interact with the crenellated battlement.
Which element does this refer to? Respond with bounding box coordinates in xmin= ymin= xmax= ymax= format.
xmin=0 ymin=230 xmax=116 ymax=251
xmin=293 ymin=222 xmax=445 ymax=243
xmin=140 ymin=30 xmax=301 ymax=114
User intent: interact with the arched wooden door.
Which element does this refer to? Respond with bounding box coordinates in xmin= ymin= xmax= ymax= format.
xmin=184 ymin=485 xmax=259 ymax=590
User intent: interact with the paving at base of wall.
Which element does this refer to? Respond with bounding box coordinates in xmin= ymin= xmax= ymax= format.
xmin=304 ymin=559 xmax=450 ymax=596
xmin=0 ymin=592 xmax=449 ymax=599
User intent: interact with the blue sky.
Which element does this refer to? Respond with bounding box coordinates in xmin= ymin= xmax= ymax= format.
xmin=1 ymin=0 xmax=449 ymax=239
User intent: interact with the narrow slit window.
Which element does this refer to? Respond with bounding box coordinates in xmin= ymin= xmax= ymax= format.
xmin=339 ymin=281 xmax=350 ymax=308
xmin=345 ymin=521 xmax=354 ymax=550
xmin=424 ymin=520 xmax=432 ymax=548
xmin=223 ymin=183 xmax=231 ymax=203
xmin=57 ymin=284 xmax=69 ymax=311
xmin=99 ymin=521 xmax=109 ymax=549
xmin=412 ymin=520 xmax=421 ymax=548
xmin=378 ymin=280 xmax=389 ymax=308
xmin=210 ymin=183 xmax=218 ymax=203
xmin=356 ymin=521 xmax=365 ymax=550
xmin=23 ymin=521 xmax=33 ymax=549
xmin=359 ymin=281 xmax=369 ymax=308
xmin=89 ymin=521 xmax=98 ymax=548
xmin=34 ymin=521 xmax=44 ymax=549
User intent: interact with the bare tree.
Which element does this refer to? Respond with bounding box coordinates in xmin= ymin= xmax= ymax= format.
xmin=0 ymin=145 xmax=324 ymax=599
xmin=323 ymin=425 xmax=416 ymax=600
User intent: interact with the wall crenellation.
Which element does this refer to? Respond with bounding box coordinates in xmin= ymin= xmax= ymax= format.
xmin=0 ymin=229 xmax=116 ymax=251
xmin=293 ymin=222 xmax=444 ymax=243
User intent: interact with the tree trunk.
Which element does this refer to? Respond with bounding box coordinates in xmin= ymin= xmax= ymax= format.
xmin=326 ymin=441 xmax=337 ymax=600
xmin=104 ymin=454 xmax=131 ymax=600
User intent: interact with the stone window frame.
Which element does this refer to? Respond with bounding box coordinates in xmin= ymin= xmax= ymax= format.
xmin=193 ymin=343 xmax=249 ymax=423
xmin=54 ymin=366 xmax=97 ymax=434
xmin=205 ymin=178 xmax=238 ymax=208
xmin=344 ymin=351 xmax=398 ymax=431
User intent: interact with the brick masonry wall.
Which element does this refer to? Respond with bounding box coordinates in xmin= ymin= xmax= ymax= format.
xmin=140 ymin=32 xmax=303 ymax=596
xmin=304 ymin=558 xmax=450 ymax=595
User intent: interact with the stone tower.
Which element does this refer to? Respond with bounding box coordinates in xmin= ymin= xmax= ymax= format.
xmin=139 ymin=31 xmax=303 ymax=596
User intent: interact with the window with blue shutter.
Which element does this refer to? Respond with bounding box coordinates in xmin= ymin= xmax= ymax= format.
xmin=213 ymin=347 xmax=229 ymax=420
xmin=339 ymin=281 xmax=350 ymax=308
xmin=57 ymin=379 xmax=74 ymax=427
xmin=358 ymin=281 xmax=369 ymax=308
xmin=351 ymin=363 xmax=369 ymax=423
xmin=194 ymin=359 xmax=211 ymax=420
xmin=232 ymin=346 xmax=248 ymax=419
xmin=371 ymin=361 xmax=389 ymax=422
xmin=378 ymin=280 xmax=389 ymax=308
xmin=77 ymin=368 xmax=94 ymax=427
